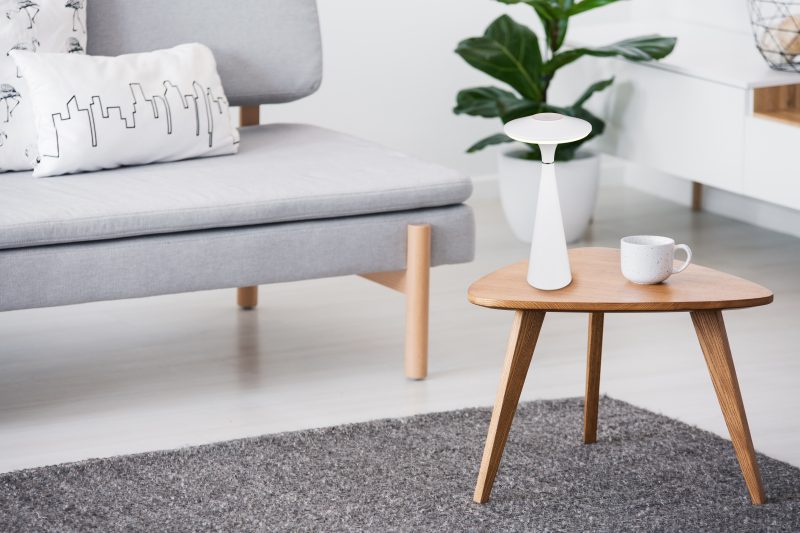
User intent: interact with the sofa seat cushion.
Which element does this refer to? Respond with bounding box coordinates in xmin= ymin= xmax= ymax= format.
xmin=0 ymin=205 xmax=475 ymax=312
xmin=0 ymin=124 xmax=472 ymax=250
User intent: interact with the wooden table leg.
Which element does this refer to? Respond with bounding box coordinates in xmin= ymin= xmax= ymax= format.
xmin=474 ymin=310 xmax=545 ymax=504
xmin=691 ymin=310 xmax=766 ymax=505
xmin=584 ymin=312 xmax=604 ymax=444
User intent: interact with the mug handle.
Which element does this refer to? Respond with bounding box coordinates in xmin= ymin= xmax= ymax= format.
xmin=672 ymin=244 xmax=692 ymax=274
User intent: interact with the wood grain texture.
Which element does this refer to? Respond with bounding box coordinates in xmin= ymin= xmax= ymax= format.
xmin=753 ymin=84 xmax=800 ymax=127
xmin=404 ymin=224 xmax=430 ymax=380
xmin=584 ymin=312 xmax=604 ymax=444
xmin=359 ymin=271 xmax=406 ymax=293
xmin=691 ymin=310 xmax=766 ymax=505
xmin=468 ymin=248 xmax=773 ymax=312
xmin=474 ymin=310 xmax=546 ymax=503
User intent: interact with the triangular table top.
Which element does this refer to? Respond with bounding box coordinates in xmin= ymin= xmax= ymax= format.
xmin=468 ymin=247 xmax=773 ymax=312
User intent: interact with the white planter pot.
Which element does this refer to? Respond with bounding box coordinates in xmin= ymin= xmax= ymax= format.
xmin=497 ymin=148 xmax=600 ymax=244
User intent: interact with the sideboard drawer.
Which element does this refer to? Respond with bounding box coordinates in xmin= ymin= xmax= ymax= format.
xmin=599 ymin=62 xmax=747 ymax=194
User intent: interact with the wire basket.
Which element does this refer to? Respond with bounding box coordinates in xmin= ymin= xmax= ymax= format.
xmin=749 ymin=0 xmax=800 ymax=72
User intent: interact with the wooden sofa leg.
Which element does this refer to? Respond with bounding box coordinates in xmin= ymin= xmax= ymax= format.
xmin=235 ymin=107 xmax=262 ymax=311
xmin=359 ymin=224 xmax=431 ymax=380
xmin=237 ymin=286 xmax=259 ymax=310
xmin=404 ymin=224 xmax=431 ymax=380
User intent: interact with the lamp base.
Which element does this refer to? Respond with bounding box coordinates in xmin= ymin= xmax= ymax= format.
xmin=527 ymin=269 xmax=572 ymax=291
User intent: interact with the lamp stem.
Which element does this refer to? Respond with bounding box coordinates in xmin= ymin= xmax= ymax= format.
xmin=527 ymin=153 xmax=571 ymax=290
xmin=540 ymin=144 xmax=556 ymax=164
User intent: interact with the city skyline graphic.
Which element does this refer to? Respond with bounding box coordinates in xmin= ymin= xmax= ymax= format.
xmin=41 ymin=80 xmax=231 ymax=160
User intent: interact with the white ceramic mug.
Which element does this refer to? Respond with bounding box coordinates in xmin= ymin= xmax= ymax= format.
xmin=620 ymin=236 xmax=692 ymax=284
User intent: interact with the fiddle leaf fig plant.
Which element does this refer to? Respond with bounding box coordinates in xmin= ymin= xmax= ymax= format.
xmin=454 ymin=0 xmax=676 ymax=161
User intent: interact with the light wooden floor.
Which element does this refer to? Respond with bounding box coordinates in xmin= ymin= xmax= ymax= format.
xmin=1 ymin=179 xmax=798 ymax=474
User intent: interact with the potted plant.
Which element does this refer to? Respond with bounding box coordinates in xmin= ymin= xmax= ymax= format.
xmin=454 ymin=0 xmax=676 ymax=242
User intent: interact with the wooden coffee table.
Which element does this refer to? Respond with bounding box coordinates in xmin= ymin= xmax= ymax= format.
xmin=469 ymin=247 xmax=773 ymax=505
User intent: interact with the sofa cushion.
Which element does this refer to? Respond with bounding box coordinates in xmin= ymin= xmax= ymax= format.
xmin=0 ymin=0 xmax=89 ymax=172
xmin=0 ymin=205 xmax=475 ymax=311
xmin=0 ymin=124 xmax=472 ymax=250
xmin=12 ymin=43 xmax=240 ymax=177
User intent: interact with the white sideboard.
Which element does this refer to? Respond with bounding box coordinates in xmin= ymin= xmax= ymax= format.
xmin=568 ymin=20 xmax=800 ymax=211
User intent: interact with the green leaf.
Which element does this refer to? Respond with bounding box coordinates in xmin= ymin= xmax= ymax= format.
xmin=499 ymin=99 xmax=541 ymax=122
xmin=567 ymin=0 xmax=623 ymax=17
xmin=455 ymin=15 xmax=544 ymax=100
xmin=454 ymin=86 xmax=519 ymax=118
xmin=496 ymin=0 xmax=570 ymax=53
xmin=549 ymin=19 xmax=569 ymax=52
xmin=454 ymin=87 xmax=512 ymax=118
xmin=453 ymin=86 xmax=541 ymax=125
xmin=466 ymin=133 xmax=514 ymax=153
xmin=572 ymin=76 xmax=614 ymax=107
xmin=497 ymin=0 xmax=559 ymax=22
xmin=543 ymin=35 xmax=677 ymax=75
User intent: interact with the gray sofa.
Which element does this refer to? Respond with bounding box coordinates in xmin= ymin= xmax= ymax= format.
xmin=0 ymin=0 xmax=474 ymax=379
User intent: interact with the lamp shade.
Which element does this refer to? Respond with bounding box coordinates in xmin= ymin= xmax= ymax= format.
xmin=504 ymin=113 xmax=592 ymax=145
xmin=503 ymin=112 xmax=593 ymax=291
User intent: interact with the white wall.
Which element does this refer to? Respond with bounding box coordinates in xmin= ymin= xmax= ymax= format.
xmin=261 ymin=0 xmax=628 ymax=177
xmin=632 ymin=0 xmax=750 ymax=32
xmin=255 ymin=0 xmax=799 ymax=237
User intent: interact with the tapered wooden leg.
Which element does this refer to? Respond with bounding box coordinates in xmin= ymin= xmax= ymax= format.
xmin=584 ymin=312 xmax=604 ymax=444
xmin=404 ymin=224 xmax=430 ymax=380
xmin=691 ymin=310 xmax=766 ymax=505
xmin=474 ymin=310 xmax=546 ymax=503
xmin=237 ymin=286 xmax=258 ymax=310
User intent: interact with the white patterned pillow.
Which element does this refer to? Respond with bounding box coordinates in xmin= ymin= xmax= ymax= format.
xmin=0 ymin=0 xmax=87 ymax=172
xmin=11 ymin=43 xmax=240 ymax=177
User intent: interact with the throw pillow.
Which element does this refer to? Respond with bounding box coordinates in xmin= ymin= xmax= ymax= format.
xmin=11 ymin=43 xmax=239 ymax=177
xmin=1 ymin=0 xmax=87 ymax=172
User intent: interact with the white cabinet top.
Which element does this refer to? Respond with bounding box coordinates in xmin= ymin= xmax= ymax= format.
xmin=569 ymin=19 xmax=800 ymax=89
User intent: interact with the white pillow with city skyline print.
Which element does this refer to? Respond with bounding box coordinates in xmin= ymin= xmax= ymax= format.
xmin=11 ymin=43 xmax=240 ymax=177
xmin=1 ymin=0 xmax=87 ymax=172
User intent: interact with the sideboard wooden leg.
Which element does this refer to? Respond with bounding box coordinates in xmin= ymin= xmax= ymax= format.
xmin=691 ymin=310 xmax=766 ymax=505
xmin=474 ymin=310 xmax=545 ymax=503
xmin=584 ymin=312 xmax=604 ymax=444
xmin=691 ymin=181 xmax=703 ymax=211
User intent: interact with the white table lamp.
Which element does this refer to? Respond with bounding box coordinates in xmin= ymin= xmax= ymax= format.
xmin=503 ymin=113 xmax=592 ymax=290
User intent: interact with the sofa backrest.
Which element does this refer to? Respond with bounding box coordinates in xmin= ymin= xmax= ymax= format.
xmin=87 ymin=0 xmax=323 ymax=106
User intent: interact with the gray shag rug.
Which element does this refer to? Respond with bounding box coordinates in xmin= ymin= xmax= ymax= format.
xmin=2 ymin=397 xmax=799 ymax=532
